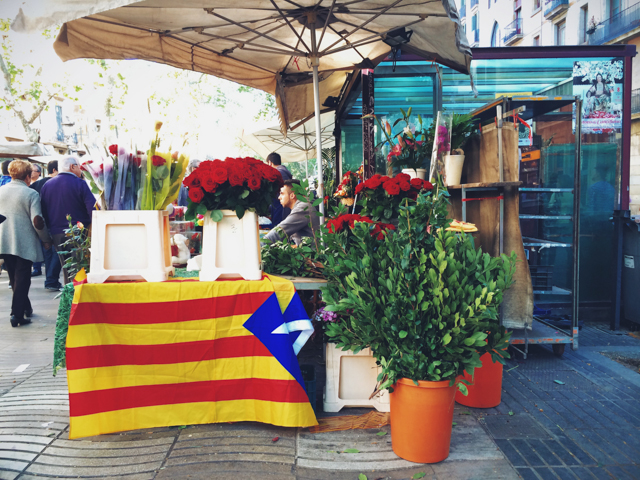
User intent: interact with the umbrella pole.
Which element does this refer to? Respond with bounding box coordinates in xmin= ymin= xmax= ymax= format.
xmin=310 ymin=25 xmax=324 ymax=222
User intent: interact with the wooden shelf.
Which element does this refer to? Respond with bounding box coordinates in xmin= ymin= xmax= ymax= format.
xmin=447 ymin=181 xmax=522 ymax=190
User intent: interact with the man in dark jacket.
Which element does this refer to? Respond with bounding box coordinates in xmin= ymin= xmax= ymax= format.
xmin=30 ymin=161 xmax=59 ymax=282
xmin=40 ymin=156 xmax=95 ymax=286
xmin=267 ymin=152 xmax=292 ymax=227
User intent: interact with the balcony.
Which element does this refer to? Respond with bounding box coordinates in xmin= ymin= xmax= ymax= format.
xmin=588 ymin=2 xmax=640 ymax=45
xmin=633 ymin=89 xmax=640 ymax=116
xmin=503 ymin=18 xmax=522 ymax=45
xmin=470 ymin=0 xmax=478 ymax=10
xmin=543 ymin=0 xmax=568 ymax=19
xmin=460 ymin=3 xmax=466 ymax=17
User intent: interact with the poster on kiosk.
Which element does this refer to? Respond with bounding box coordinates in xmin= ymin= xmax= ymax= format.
xmin=573 ymin=59 xmax=623 ymax=134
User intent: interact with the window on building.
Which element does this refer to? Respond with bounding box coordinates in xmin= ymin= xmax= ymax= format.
xmin=533 ymin=0 xmax=540 ymax=11
xmin=533 ymin=35 xmax=540 ymax=46
xmin=556 ymin=20 xmax=566 ymax=46
xmin=491 ymin=22 xmax=500 ymax=46
xmin=610 ymin=0 xmax=620 ymax=17
xmin=580 ymin=5 xmax=589 ymax=43
xmin=515 ymin=8 xmax=521 ymax=21
xmin=472 ymin=13 xmax=477 ymax=32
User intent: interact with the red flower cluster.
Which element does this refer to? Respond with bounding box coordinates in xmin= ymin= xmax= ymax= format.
xmin=151 ymin=155 xmax=166 ymax=167
xmin=355 ymin=173 xmax=433 ymax=198
xmin=108 ymin=144 xmax=118 ymax=155
xmin=326 ymin=214 xmax=396 ymax=240
xmin=183 ymin=157 xmax=284 ymax=204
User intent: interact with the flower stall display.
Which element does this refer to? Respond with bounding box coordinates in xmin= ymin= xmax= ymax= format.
xmin=84 ymin=123 xmax=190 ymax=284
xmin=354 ymin=173 xmax=433 ymax=224
xmin=321 ymin=189 xmax=516 ymax=463
xmin=183 ymin=157 xmax=284 ymax=281
xmin=333 ymin=168 xmax=361 ymax=206
xmin=444 ymin=113 xmax=475 ymax=186
xmin=367 ymin=107 xmax=434 ymax=179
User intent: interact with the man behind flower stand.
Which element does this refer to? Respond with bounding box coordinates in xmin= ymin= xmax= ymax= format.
xmin=263 ymin=179 xmax=319 ymax=246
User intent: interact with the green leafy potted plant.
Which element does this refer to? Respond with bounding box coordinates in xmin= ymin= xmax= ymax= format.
xmin=444 ymin=112 xmax=475 ymax=186
xmin=321 ymin=191 xmax=516 ymax=463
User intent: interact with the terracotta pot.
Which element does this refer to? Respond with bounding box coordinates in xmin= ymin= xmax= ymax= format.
xmin=455 ymin=352 xmax=503 ymax=408
xmin=390 ymin=378 xmax=456 ymax=463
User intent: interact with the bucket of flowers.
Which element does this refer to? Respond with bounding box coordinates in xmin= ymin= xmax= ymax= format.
xmin=182 ymin=156 xmax=284 ymax=281
xmin=333 ymin=168 xmax=362 ymax=207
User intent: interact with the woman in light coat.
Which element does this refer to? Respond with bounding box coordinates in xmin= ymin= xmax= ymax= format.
xmin=0 ymin=160 xmax=52 ymax=327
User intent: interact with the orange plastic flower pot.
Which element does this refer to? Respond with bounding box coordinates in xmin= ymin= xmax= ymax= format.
xmin=455 ymin=352 xmax=503 ymax=408
xmin=389 ymin=378 xmax=456 ymax=463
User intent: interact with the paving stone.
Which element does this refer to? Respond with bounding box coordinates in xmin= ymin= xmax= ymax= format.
xmin=566 ymin=466 xmax=597 ymax=479
xmin=527 ymin=439 xmax=563 ymax=467
xmin=510 ymin=439 xmax=546 ymax=467
xmin=171 ymin=444 xmax=295 ymax=458
xmin=155 ymin=460 xmax=294 ymax=479
xmin=532 ymin=467 xmax=561 ymax=480
xmin=0 ymin=435 xmax=52 ymax=445
xmin=484 ymin=414 xmax=551 ymax=440
xmin=25 ymin=459 xmax=163 ymax=477
xmin=296 ymin=466 xmax=434 ymax=480
xmin=174 ymin=435 xmax=295 ymax=450
xmin=52 ymin=436 xmax=175 ymax=449
xmin=430 ymin=458 xmax=519 ymax=480
xmin=19 ymin=473 xmax=156 ymax=480
xmin=493 ymin=440 xmax=527 ymax=468
xmin=0 ymin=459 xmax=27 ymax=472
xmin=0 ymin=471 xmax=19 ymax=480
xmin=553 ymin=435 xmax=597 ymax=466
xmin=0 ymin=450 xmax=37 ymax=462
xmin=586 ymin=466 xmax=615 ymax=480
xmin=604 ymin=465 xmax=639 ymax=480
xmin=541 ymin=440 xmax=580 ymax=467
xmin=35 ymin=451 xmax=167 ymax=467
xmin=166 ymin=452 xmax=294 ymax=466
xmin=580 ymin=429 xmax=636 ymax=465
xmin=43 ymin=443 xmax=171 ymax=457
xmin=551 ymin=467 xmax=580 ymax=480
xmin=0 ymin=443 xmax=46 ymax=454
xmin=516 ymin=467 xmax=540 ymax=480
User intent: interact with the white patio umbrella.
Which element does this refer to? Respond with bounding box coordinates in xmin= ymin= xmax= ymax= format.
xmin=12 ymin=0 xmax=471 ymax=217
xmin=241 ymin=112 xmax=334 ymax=166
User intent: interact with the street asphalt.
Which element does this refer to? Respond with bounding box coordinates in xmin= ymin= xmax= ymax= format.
xmin=0 ymin=272 xmax=639 ymax=479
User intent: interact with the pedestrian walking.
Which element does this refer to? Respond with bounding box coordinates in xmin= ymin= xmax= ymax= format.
xmin=0 ymin=160 xmax=53 ymax=327
xmin=40 ymin=156 xmax=95 ymax=286
xmin=30 ymin=161 xmax=60 ymax=283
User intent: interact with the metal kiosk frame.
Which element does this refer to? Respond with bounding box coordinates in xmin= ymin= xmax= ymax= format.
xmin=466 ymin=95 xmax=582 ymax=359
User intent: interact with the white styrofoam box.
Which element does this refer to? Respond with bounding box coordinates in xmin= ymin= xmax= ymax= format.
xmin=87 ymin=210 xmax=174 ymax=284
xmin=199 ymin=209 xmax=262 ymax=282
xmin=323 ymin=343 xmax=389 ymax=413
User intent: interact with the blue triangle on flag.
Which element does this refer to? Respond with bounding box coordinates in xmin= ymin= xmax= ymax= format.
xmin=243 ymin=293 xmax=306 ymax=392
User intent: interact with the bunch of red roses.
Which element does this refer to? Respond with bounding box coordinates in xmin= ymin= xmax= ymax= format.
xmin=326 ymin=213 xmax=396 ymax=240
xmin=334 ymin=167 xmax=363 ymax=200
xmin=355 ymin=173 xmax=434 ymax=224
xmin=183 ymin=157 xmax=284 ymax=219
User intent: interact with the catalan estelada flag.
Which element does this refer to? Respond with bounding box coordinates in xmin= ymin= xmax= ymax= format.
xmin=66 ymin=274 xmax=317 ymax=439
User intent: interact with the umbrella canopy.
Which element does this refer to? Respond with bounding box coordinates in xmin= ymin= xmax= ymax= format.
xmin=241 ymin=112 xmax=334 ymax=164
xmin=13 ymin=0 xmax=470 ymax=128
xmin=12 ymin=0 xmax=470 ymax=217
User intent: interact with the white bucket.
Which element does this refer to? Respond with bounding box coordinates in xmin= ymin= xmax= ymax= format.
xmin=444 ymin=154 xmax=465 ymax=186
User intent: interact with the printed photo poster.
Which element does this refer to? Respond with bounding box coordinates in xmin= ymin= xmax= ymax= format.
xmin=573 ymin=60 xmax=623 ymax=134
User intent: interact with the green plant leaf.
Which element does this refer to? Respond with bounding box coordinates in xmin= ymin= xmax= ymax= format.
xmin=343 ymin=448 xmax=360 ymax=453
xmin=196 ymin=203 xmax=207 ymax=216
xmin=359 ymin=474 xmax=368 ymax=480
xmin=210 ymin=209 xmax=224 ymax=222
xmin=376 ymin=431 xmax=387 ymax=436
xmin=399 ymin=330 xmax=408 ymax=339
xmin=413 ymin=472 xmax=426 ymax=479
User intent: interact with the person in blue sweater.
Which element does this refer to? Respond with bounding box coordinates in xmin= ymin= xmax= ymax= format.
xmin=40 ymin=156 xmax=96 ymax=287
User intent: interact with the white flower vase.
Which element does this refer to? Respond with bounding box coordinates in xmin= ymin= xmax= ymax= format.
xmin=87 ymin=210 xmax=174 ymax=284
xmin=444 ymin=154 xmax=465 ymax=186
xmin=323 ymin=343 xmax=390 ymax=413
xmin=401 ymin=168 xmax=427 ymax=180
xmin=199 ymin=209 xmax=262 ymax=282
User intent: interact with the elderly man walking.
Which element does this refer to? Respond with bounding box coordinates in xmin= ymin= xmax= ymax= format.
xmin=30 ymin=161 xmax=59 ymax=282
xmin=40 ymin=156 xmax=96 ymax=286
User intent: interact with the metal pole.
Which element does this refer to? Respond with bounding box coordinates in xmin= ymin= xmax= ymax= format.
xmin=497 ymin=104 xmax=504 ymax=255
xmin=572 ymin=97 xmax=582 ymax=350
xmin=309 ymin=22 xmax=325 ymax=221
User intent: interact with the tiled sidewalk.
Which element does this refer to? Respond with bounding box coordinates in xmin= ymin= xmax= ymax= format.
xmin=1 ymin=274 xmax=639 ymax=479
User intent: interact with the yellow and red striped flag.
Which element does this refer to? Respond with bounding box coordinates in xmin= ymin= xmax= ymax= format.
xmin=66 ymin=274 xmax=317 ymax=439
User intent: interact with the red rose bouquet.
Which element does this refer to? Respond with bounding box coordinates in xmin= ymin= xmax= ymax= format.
xmin=354 ymin=173 xmax=433 ymax=223
xmin=333 ymin=166 xmax=363 ymax=206
xmin=326 ymin=213 xmax=396 ymax=240
xmin=183 ymin=157 xmax=284 ymax=221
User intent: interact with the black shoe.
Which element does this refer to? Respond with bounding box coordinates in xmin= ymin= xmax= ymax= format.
xmin=19 ymin=318 xmax=32 ymax=326
xmin=45 ymin=284 xmax=63 ymax=292
xmin=25 ymin=308 xmax=33 ymax=317
xmin=31 ymin=271 xmax=42 ymax=277
xmin=10 ymin=315 xmax=22 ymax=327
